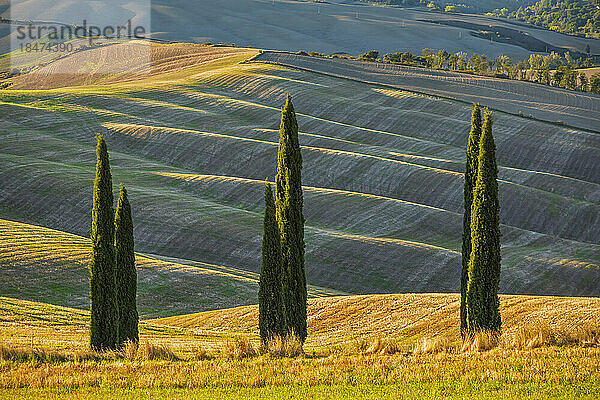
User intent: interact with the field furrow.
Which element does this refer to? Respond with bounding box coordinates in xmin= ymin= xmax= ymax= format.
xmin=1 ymin=44 xmax=598 ymax=303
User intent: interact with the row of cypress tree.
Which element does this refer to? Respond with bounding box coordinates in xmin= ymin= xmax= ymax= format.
xmin=259 ymin=94 xmax=308 ymax=344
xmin=259 ymin=98 xmax=501 ymax=342
xmin=460 ymin=105 xmax=502 ymax=336
xmin=89 ymin=135 xmax=139 ymax=351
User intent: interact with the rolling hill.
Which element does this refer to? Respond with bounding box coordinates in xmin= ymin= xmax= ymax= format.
xmin=0 ymin=218 xmax=342 ymax=318
xmin=2 ymin=292 xmax=599 ymax=351
xmin=153 ymin=292 xmax=600 ymax=348
xmin=254 ymin=50 xmax=600 ymax=132
xmin=0 ymin=42 xmax=599 ymax=309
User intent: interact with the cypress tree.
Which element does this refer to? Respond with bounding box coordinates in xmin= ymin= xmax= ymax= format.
xmin=259 ymin=180 xmax=285 ymax=343
xmin=115 ymin=184 xmax=139 ymax=347
xmin=275 ymin=93 xmax=307 ymax=342
xmin=89 ymin=135 xmax=119 ymax=351
xmin=461 ymin=104 xmax=482 ymax=335
xmin=465 ymin=110 xmax=502 ymax=334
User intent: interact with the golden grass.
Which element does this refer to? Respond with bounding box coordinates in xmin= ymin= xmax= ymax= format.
xmin=221 ymin=337 xmax=257 ymax=359
xmin=0 ymin=340 xmax=180 ymax=363
xmin=190 ymin=344 xmax=213 ymax=361
xmin=124 ymin=340 xmax=180 ymax=361
xmin=0 ymin=345 xmax=69 ymax=363
xmin=1 ymin=346 xmax=599 ymax=394
xmin=153 ymin=293 xmax=600 ymax=352
xmin=413 ymin=336 xmax=451 ymax=355
xmin=461 ymin=331 xmax=500 ymax=353
xmin=261 ymin=334 xmax=304 ymax=358
xmin=364 ymin=337 xmax=402 ymax=355
xmin=1 ymin=296 xmax=600 ymax=397
xmin=505 ymin=323 xmax=600 ymax=349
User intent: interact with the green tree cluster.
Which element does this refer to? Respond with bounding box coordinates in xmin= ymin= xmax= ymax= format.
xmin=259 ymin=94 xmax=307 ymax=344
xmin=462 ymin=110 xmax=502 ymax=335
xmin=89 ymin=135 xmax=138 ymax=351
xmin=590 ymin=72 xmax=600 ymax=93
xmin=358 ymin=50 xmax=379 ymax=61
xmin=378 ymin=48 xmax=595 ymax=92
xmin=489 ymin=0 xmax=600 ymax=39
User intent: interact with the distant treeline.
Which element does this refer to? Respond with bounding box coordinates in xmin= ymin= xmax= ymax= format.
xmin=360 ymin=0 xmax=537 ymax=13
xmin=361 ymin=0 xmax=600 ymax=38
xmin=487 ymin=0 xmax=600 ymax=38
xmin=298 ymin=49 xmax=600 ymax=93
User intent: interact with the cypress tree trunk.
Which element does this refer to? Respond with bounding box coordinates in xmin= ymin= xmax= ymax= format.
xmin=89 ymin=135 xmax=119 ymax=351
xmin=115 ymin=184 xmax=138 ymax=347
xmin=259 ymin=180 xmax=285 ymax=343
xmin=465 ymin=110 xmax=502 ymax=334
xmin=461 ymin=104 xmax=482 ymax=336
xmin=275 ymin=93 xmax=307 ymax=342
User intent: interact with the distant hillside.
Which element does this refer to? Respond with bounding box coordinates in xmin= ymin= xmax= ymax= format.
xmin=488 ymin=0 xmax=600 ymax=38
xmin=1 ymin=0 xmax=597 ymax=58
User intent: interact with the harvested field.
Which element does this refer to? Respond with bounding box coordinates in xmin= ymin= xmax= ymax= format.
xmin=0 ymin=296 xmax=201 ymax=354
xmin=1 ymin=292 xmax=599 ymax=353
xmin=1 ymin=294 xmax=599 ymax=399
xmin=0 ymin=44 xmax=599 ymax=305
xmin=155 ymin=292 xmax=600 ymax=349
xmin=7 ymin=42 xmax=257 ymax=90
xmin=0 ymin=219 xmax=342 ymax=318
xmin=252 ymin=51 xmax=600 ymax=132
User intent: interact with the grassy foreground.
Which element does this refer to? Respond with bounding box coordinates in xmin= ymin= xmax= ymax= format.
xmin=1 ymin=347 xmax=599 ymax=399
xmin=1 ymin=295 xmax=599 ymax=398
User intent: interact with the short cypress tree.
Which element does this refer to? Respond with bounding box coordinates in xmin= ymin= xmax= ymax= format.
xmin=89 ymin=135 xmax=119 ymax=351
xmin=115 ymin=184 xmax=139 ymax=347
xmin=259 ymin=180 xmax=285 ymax=343
xmin=461 ymin=104 xmax=482 ymax=335
xmin=465 ymin=110 xmax=502 ymax=334
xmin=275 ymin=93 xmax=307 ymax=342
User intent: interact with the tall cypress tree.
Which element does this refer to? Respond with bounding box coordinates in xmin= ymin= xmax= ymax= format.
xmin=259 ymin=180 xmax=285 ymax=343
xmin=461 ymin=104 xmax=482 ymax=335
xmin=465 ymin=110 xmax=502 ymax=334
xmin=275 ymin=93 xmax=307 ymax=342
xmin=89 ymin=135 xmax=119 ymax=351
xmin=115 ymin=184 xmax=138 ymax=347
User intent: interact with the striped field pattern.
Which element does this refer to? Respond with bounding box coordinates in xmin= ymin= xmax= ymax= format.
xmin=0 ymin=43 xmax=599 ymax=315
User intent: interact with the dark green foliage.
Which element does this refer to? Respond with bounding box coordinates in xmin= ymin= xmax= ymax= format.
xmin=382 ymin=51 xmax=415 ymax=65
xmin=275 ymin=94 xmax=307 ymax=342
xmin=461 ymin=104 xmax=482 ymax=336
xmin=489 ymin=0 xmax=600 ymax=38
xmin=115 ymin=184 xmax=138 ymax=347
xmin=465 ymin=111 xmax=502 ymax=334
xmin=590 ymin=73 xmax=600 ymax=94
xmin=259 ymin=181 xmax=285 ymax=343
xmin=361 ymin=0 xmax=536 ymax=11
xmin=89 ymin=135 xmax=119 ymax=351
xmin=359 ymin=50 xmax=379 ymax=61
